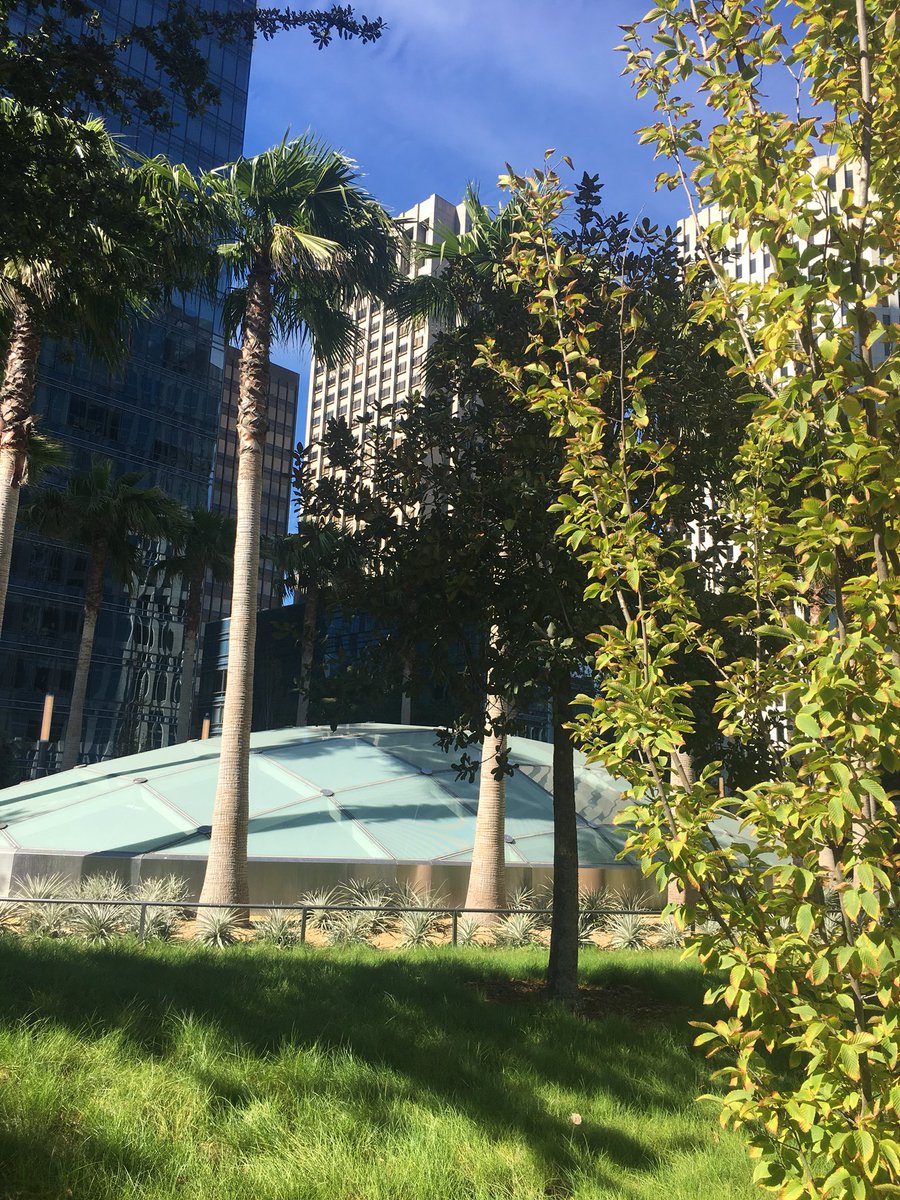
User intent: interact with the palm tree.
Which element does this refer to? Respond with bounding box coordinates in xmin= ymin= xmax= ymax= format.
xmin=397 ymin=193 xmax=521 ymax=922
xmin=160 ymin=506 xmax=235 ymax=743
xmin=0 ymin=103 xmax=213 ymax=633
xmin=24 ymin=458 xmax=181 ymax=770
xmin=463 ymin=628 xmax=511 ymax=921
xmin=152 ymin=135 xmax=398 ymax=908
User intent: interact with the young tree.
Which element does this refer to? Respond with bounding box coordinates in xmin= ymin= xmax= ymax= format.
xmin=152 ymin=135 xmax=399 ymax=909
xmin=268 ymin=517 xmax=363 ymax=725
xmin=479 ymin=0 xmax=900 ymax=1179
xmin=392 ymin=181 xmax=744 ymax=1001
xmin=160 ymin=506 xmax=235 ymax=743
xmin=24 ymin=458 xmax=181 ymax=770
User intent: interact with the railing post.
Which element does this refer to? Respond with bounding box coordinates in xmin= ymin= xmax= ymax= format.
xmin=300 ymin=907 xmax=308 ymax=945
xmin=451 ymin=910 xmax=458 ymax=946
xmin=138 ymin=903 xmax=147 ymax=943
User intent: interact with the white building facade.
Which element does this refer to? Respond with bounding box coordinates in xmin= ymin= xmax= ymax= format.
xmin=304 ymin=193 xmax=469 ymax=481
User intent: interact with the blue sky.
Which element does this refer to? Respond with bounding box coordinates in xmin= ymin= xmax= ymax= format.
xmin=241 ymin=0 xmax=686 ymax=429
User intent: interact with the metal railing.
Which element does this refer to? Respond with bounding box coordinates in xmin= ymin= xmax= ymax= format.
xmin=0 ymin=895 xmax=658 ymax=945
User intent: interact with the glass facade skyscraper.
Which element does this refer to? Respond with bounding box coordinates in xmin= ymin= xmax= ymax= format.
xmin=0 ymin=0 xmax=253 ymax=762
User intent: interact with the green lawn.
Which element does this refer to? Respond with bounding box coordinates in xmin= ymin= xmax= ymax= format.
xmin=0 ymin=939 xmax=758 ymax=1200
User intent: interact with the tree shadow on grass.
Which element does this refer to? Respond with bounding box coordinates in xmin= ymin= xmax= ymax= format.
xmin=0 ymin=939 xmax=711 ymax=1189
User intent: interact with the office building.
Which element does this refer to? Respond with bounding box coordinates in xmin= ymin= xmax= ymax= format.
xmin=304 ymin=193 xmax=469 ymax=481
xmin=678 ymin=156 xmax=899 ymax=366
xmin=0 ymin=1 xmax=254 ymax=761
xmin=203 ymin=345 xmax=300 ymax=625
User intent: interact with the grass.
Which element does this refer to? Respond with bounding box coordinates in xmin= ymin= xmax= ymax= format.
xmin=0 ymin=938 xmax=759 ymax=1200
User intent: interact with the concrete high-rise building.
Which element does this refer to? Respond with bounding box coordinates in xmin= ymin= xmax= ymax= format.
xmin=0 ymin=2 xmax=254 ymax=762
xmin=304 ymin=194 xmax=469 ymax=481
xmin=203 ymin=345 xmax=300 ymax=625
xmin=678 ymin=156 xmax=899 ymax=366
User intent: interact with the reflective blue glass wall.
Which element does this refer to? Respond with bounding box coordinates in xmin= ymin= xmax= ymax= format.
xmin=0 ymin=0 xmax=253 ymax=762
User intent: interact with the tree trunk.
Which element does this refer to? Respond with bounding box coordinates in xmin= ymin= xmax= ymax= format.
xmin=0 ymin=302 xmax=41 ymax=633
xmin=400 ymin=648 xmax=414 ymax=725
xmin=200 ymin=258 xmax=271 ymax=910
xmin=547 ymin=672 xmax=579 ymax=1009
xmin=464 ymin=655 xmax=508 ymax=922
xmin=666 ymin=747 xmax=698 ymax=917
xmin=176 ymin=573 xmax=203 ymax=743
xmin=60 ymin=539 xmax=107 ymax=771
xmin=296 ymin=583 xmax=319 ymax=726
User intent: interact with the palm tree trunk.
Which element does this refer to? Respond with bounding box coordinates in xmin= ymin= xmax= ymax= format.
xmin=547 ymin=672 xmax=579 ymax=1009
xmin=176 ymin=573 xmax=203 ymax=742
xmin=60 ymin=539 xmax=107 ymax=771
xmin=0 ymin=302 xmax=41 ymax=633
xmin=464 ymin=647 xmax=508 ymax=922
xmin=296 ymin=583 xmax=318 ymax=726
xmin=200 ymin=258 xmax=272 ymax=910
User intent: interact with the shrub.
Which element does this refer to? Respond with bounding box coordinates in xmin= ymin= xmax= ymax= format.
xmin=327 ymin=910 xmax=374 ymax=947
xmin=605 ymin=912 xmax=651 ymax=951
xmin=298 ymin=887 xmax=340 ymax=932
xmin=255 ymin=910 xmax=301 ymax=948
xmin=397 ymin=908 xmax=440 ymax=948
xmin=657 ymin=917 xmax=685 ymax=950
xmin=0 ymin=898 xmax=20 ymax=934
xmin=611 ymin=886 xmax=652 ymax=914
xmin=68 ymin=873 xmax=129 ymax=942
xmin=13 ymin=872 xmax=72 ymax=937
xmin=455 ymin=916 xmax=482 ymax=946
xmin=492 ymin=912 xmax=540 ymax=948
xmin=126 ymin=875 xmax=190 ymax=940
xmin=336 ymin=879 xmax=395 ymax=933
xmin=69 ymin=901 xmax=127 ymax=943
xmin=579 ymin=886 xmax=612 ymax=945
xmin=195 ymin=907 xmax=241 ymax=948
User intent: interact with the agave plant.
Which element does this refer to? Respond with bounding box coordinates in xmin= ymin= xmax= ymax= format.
xmin=508 ymin=885 xmax=536 ymax=912
xmin=574 ymin=886 xmax=612 ymax=945
xmin=578 ymin=910 xmax=603 ymax=947
xmin=69 ymin=901 xmax=127 ymax=943
xmin=0 ymin=898 xmax=21 ymax=934
xmin=195 ymin=907 xmax=241 ymax=947
xmin=255 ymin=909 xmax=301 ymax=948
xmin=125 ymin=875 xmax=190 ymax=940
xmin=656 ymin=916 xmax=685 ymax=950
xmin=336 ymin=879 xmax=395 ymax=933
xmin=492 ymin=912 xmax=540 ymax=948
xmin=327 ymin=909 xmax=374 ymax=947
xmin=392 ymin=881 xmax=446 ymax=911
xmin=299 ymin=886 xmax=341 ymax=932
xmin=611 ymin=886 xmax=652 ymax=914
xmin=455 ymin=916 xmax=483 ymax=947
xmin=606 ymin=912 xmax=651 ymax=951
xmin=13 ymin=872 xmax=73 ymax=936
xmin=397 ymin=908 xmax=441 ymax=948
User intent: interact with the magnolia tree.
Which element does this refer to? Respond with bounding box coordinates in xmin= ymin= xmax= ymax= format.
xmin=480 ymin=0 xmax=900 ymax=1183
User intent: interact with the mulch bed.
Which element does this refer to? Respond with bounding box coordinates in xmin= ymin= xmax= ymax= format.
xmin=473 ymin=976 xmax=689 ymax=1022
